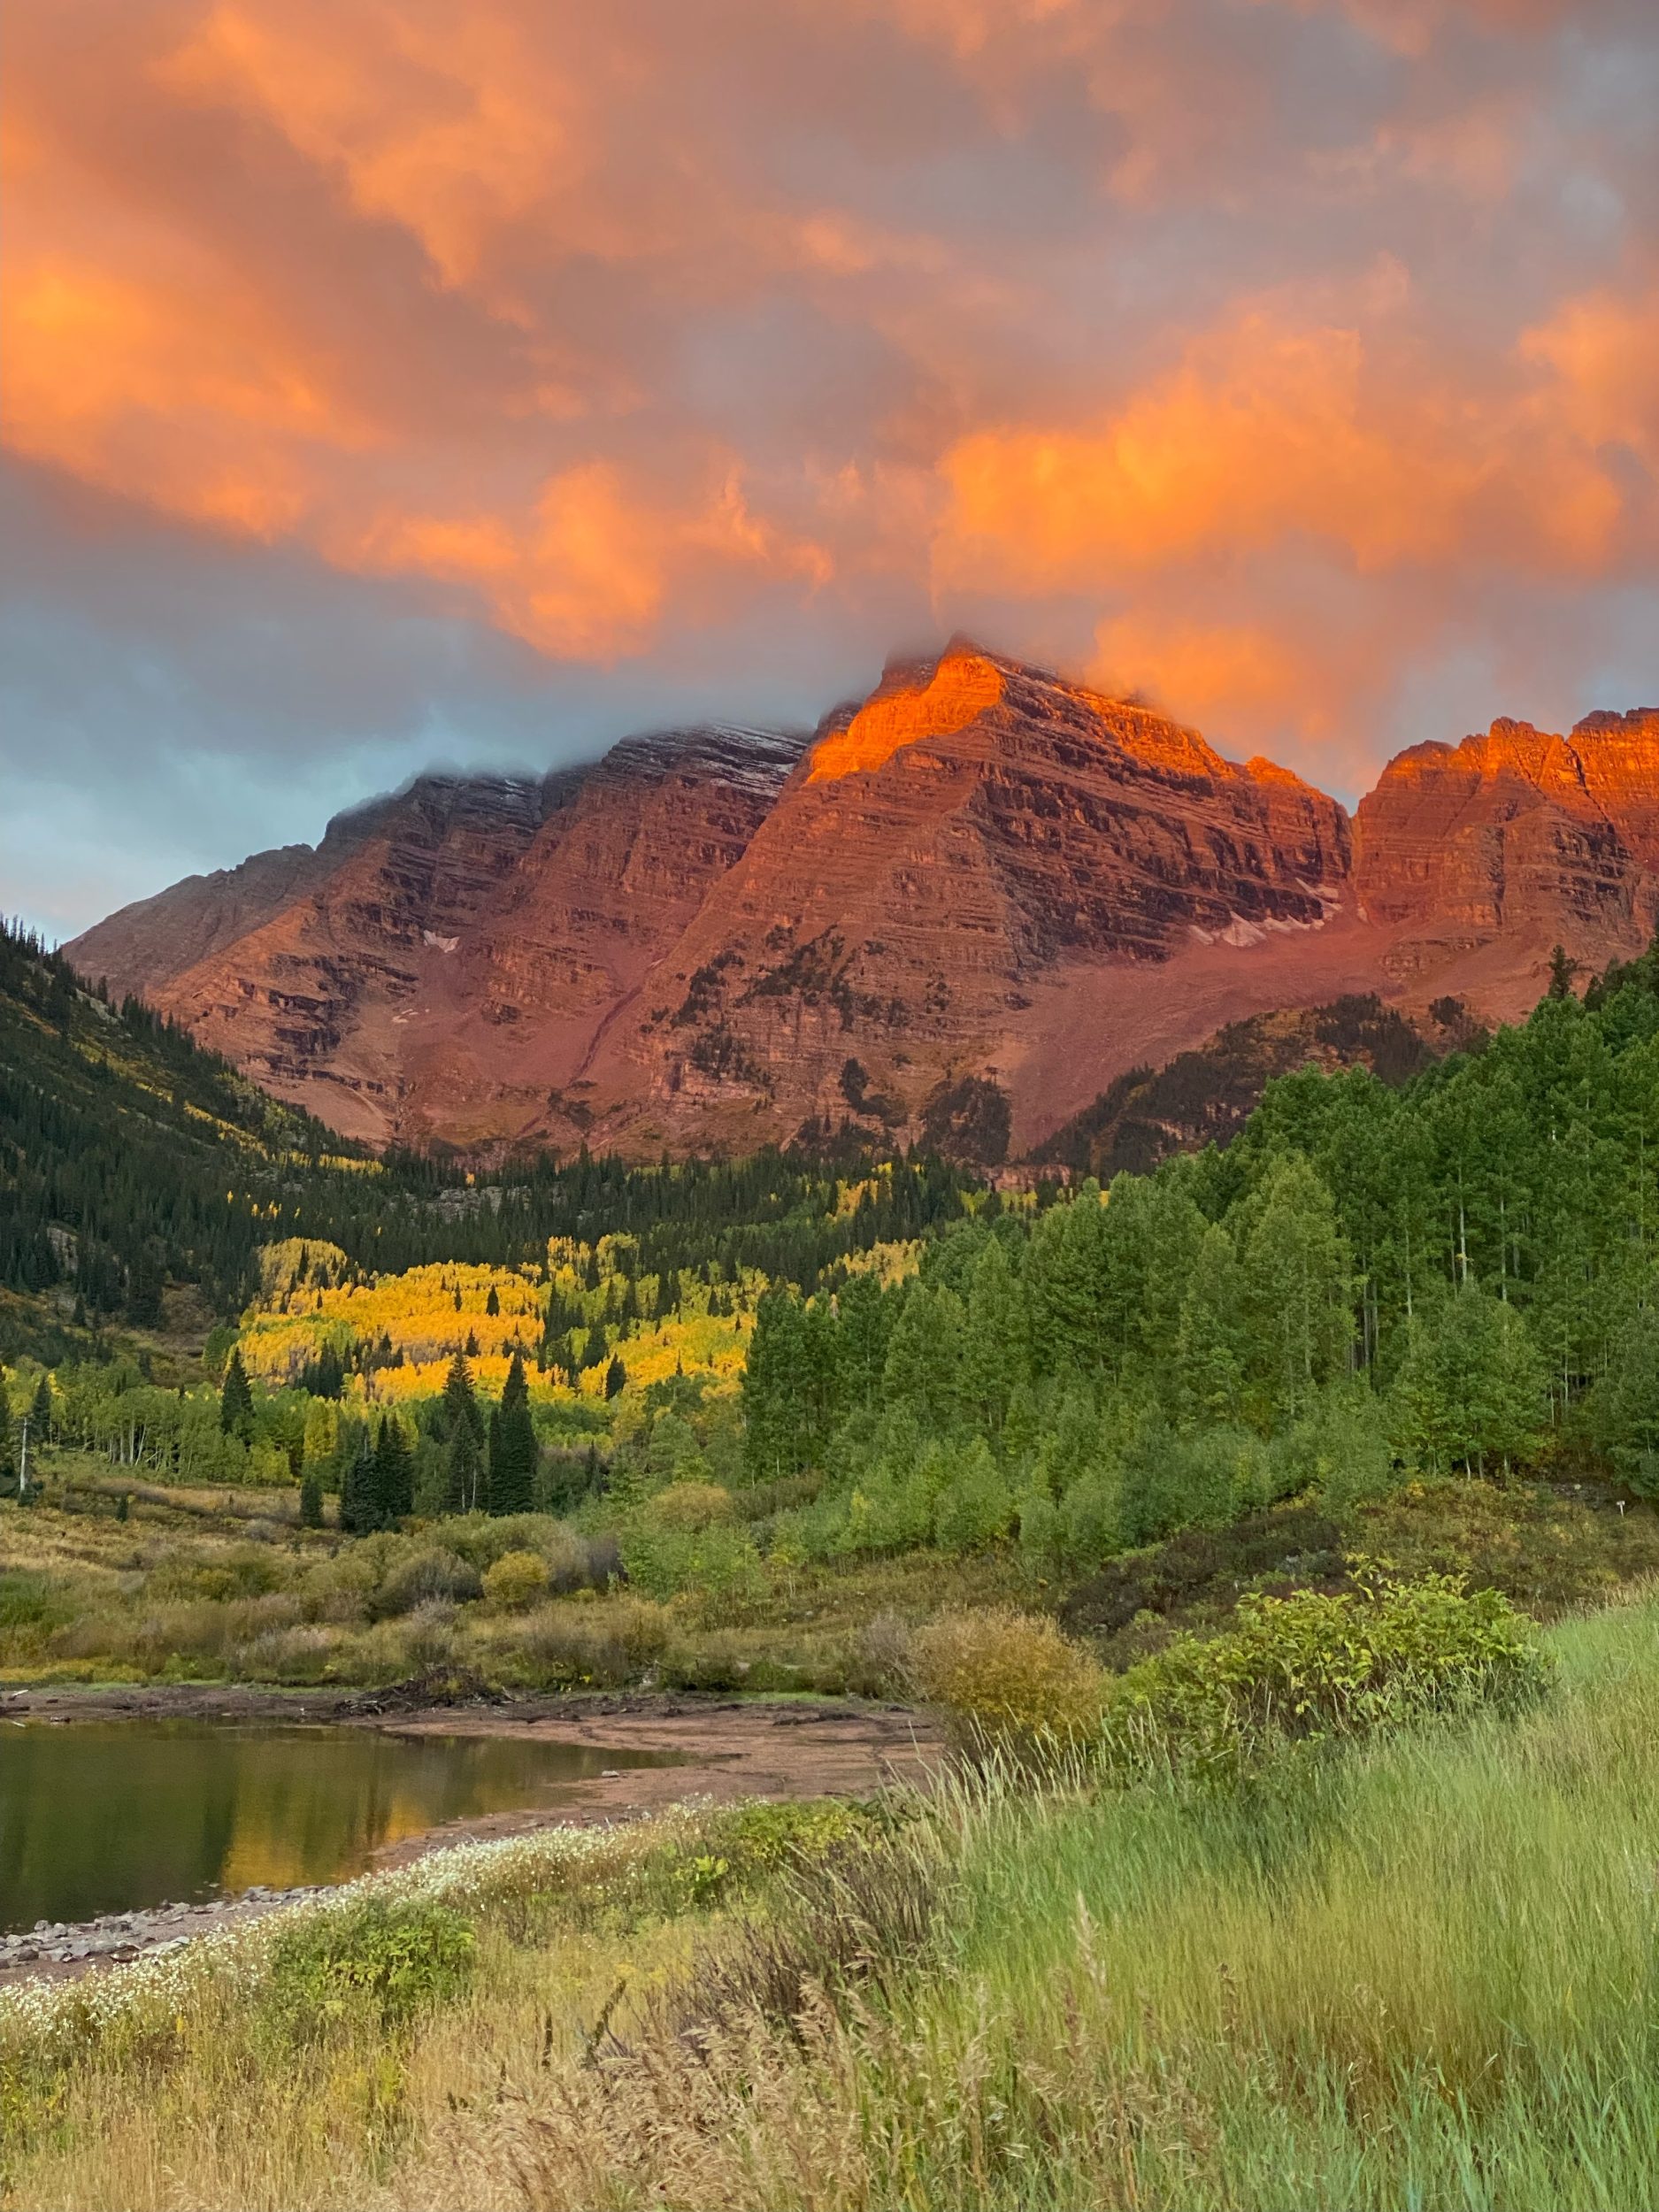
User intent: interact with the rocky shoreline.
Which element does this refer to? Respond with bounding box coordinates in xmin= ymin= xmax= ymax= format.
xmin=0 ymin=1885 xmax=329 ymax=1978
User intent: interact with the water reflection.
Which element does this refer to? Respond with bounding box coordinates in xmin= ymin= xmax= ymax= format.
xmin=0 ymin=1720 xmax=679 ymax=1930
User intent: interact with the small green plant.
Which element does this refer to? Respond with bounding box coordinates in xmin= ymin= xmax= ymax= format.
xmin=260 ymin=1896 xmax=474 ymax=2042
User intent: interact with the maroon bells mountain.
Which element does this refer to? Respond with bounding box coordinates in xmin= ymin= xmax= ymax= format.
xmin=67 ymin=644 xmax=1659 ymax=1158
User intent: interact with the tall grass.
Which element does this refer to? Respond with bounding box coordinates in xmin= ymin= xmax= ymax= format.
xmin=428 ymin=1592 xmax=1659 ymax=2211
xmin=6 ymin=1594 xmax=1659 ymax=2208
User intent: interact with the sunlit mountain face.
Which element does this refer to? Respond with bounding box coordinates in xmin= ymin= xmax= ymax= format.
xmin=4 ymin=0 xmax=1656 ymax=945
xmin=65 ymin=642 xmax=1659 ymax=1159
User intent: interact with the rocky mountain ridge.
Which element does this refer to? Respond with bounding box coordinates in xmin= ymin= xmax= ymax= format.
xmin=68 ymin=645 xmax=1659 ymax=1159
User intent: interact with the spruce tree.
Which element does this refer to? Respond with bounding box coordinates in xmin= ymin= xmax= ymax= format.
xmin=444 ymin=1421 xmax=484 ymax=1515
xmin=299 ymin=1465 xmax=325 ymax=1528
xmin=219 ymin=1348 xmax=254 ymax=1439
xmin=30 ymin=1372 xmax=52 ymax=1442
xmin=488 ymin=1352 xmax=537 ymax=1514
xmin=339 ymin=1432 xmax=377 ymax=1534
xmin=442 ymin=1351 xmax=485 ymax=1448
xmin=961 ymin=1238 xmax=1030 ymax=1434
xmin=604 ymin=1355 xmax=627 ymax=1401
xmin=373 ymin=1416 xmax=414 ymax=1525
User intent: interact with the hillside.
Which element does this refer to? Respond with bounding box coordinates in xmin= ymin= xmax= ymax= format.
xmin=70 ymin=641 xmax=1659 ymax=1159
xmin=1033 ymin=991 xmax=1455 ymax=1178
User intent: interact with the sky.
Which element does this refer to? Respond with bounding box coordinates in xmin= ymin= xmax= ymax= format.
xmin=3 ymin=0 xmax=1656 ymax=942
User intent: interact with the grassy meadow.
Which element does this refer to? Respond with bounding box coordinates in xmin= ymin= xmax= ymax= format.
xmin=3 ymin=1586 xmax=1658 ymax=2209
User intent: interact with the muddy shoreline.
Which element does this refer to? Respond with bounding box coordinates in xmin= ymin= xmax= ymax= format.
xmin=0 ymin=1682 xmax=941 ymax=1988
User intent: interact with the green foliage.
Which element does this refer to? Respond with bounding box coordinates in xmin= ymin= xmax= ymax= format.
xmin=297 ymin=1467 xmax=324 ymax=1527
xmin=619 ymin=1490 xmax=763 ymax=1604
xmin=480 ymin=1548 xmax=551 ymax=1610
xmin=1104 ymin=1571 xmax=1550 ymax=1785
xmin=261 ymin=1896 xmax=474 ymax=2041
xmin=1393 ymin=1279 xmax=1547 ymax=1475
xmin=218 ymin=1348 xmax=255 ymax=1440
xmin=487 ymin=1351 xmax=537 ymax=1515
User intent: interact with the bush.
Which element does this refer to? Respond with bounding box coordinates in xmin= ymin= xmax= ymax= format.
xmin=849 ymin=1609 xmax=915 ymax=1697
xmin=437 ymin=1514 xmax=594 ymax=1588
xmin=372 ymin=1547 xmax=484 ymax=1620
xmin=262 ymin=1895 xmax=474 ymax=2041
xmin=497 ymin=1595 xmax=672 ymax=1689
xmin=234 ymin=1623 xmax=338 ymax=1683
xmin=145 ymin=1548 xmax=286 ymax=1603
xmin=644 ymin=1481 xmax=733 ymax=1532
xmin=482 ymin=1548 xmax=551 ymax=1610
xmin=620 ymin=1509 xmax=763 ymax=1604
xmin=1059 ymin=1505 xmax=1348 ymax=1642
xmin=1103 ymin=1570 xmax=1551 ymax=1786
xmin=908 ymin=1607 xmax=1106 ymax=1755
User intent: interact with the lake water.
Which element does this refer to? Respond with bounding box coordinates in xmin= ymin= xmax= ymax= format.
xmin=0 ymin=1719 xmax=681 ymax=1932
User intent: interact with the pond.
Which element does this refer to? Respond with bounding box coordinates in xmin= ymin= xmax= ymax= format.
xmin=0 ymin=1719 xmax=683 ymax=1932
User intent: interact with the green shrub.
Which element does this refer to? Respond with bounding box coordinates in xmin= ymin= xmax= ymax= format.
xmin=1104 ymin=1569 xmax=1551 ymax=1786
xmin=621 ymin=1509 xmax=763 ymax=1604
xmin=481 ymin=1548 xmax=550 ymax=1610
xmin=372 ymin=1547 xmax=483 ymax=1619
xmin=261 ymin=1896 xmax=474 ymax=2041
xmin=145 ymin=1548 xmax=286 ymax=1603
xmin=0 ymin=1571 xmax=72 ymax=1658
xmin=908 ymin=1607 xmax=1106 ymax=1755
xmin=496 ymin=1594 xmax=672 ymax=1689
xmin=436 ymin=1513 xmax=593 ymax=1588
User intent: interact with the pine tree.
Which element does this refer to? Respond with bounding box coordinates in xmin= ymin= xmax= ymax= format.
xmin=489 ymin=1352 xmax=537 ymax=1515
xmin=836 ymin=1274 xmax=889 ymax=1407
xmin=1548 ymin=943 xmax=1579 ymax=1000
xmin=1173 ymin=1225 xmax=1249 ymax=1425
xmin=299 ymin=1466 xmax=325 ymax=1528
xmin=880 ymin=1283 xmax=964 ymax=1434
xmin=443 ymin=1421 xmax=484 ymax=1514
xmin=742 ymin=1289 xmax=815 ymax=1479
xmin=219 ymin=1347 xmax=254 ymax=1440
xmin=339 ymin=1432 xmax=378 ymax=1533
xmin=373 ymin=1416 xmax=414 ymax=1525
xmin=30 ymin=1371 xmax=52 ymax=1442
xmin=604 ymin=1355 xmax=627 ymax=1401
xmin=486 ymin=1285 xmax=500 ymax=1317
xmin=961 ymin=1237 xmax=1030 ymax=1433
xmin=441 ymin=1351 xmax=485 ymax=1448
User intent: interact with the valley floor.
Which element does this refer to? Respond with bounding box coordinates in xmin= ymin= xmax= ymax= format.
xmin=4 ymin=1586 xmax=1659 ymax=2210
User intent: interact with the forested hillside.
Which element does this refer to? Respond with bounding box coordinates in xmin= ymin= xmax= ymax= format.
xmin=0 ymin=917 xmax=978 ymax=1363
xmin=7 ymin=914 xmax=1659 ymax=1629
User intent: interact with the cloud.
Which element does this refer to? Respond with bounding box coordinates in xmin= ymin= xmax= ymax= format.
xmin=1 ymin=0 xmax=1655 ymax=932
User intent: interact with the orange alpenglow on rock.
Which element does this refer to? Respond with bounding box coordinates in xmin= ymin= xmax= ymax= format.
xmin=805 ymin=645 xmax=1005 ymax=783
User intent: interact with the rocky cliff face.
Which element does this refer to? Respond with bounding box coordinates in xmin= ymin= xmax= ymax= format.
xmin=1353 ymin=709 xmax=1659 ymax=1015
xmin=65 ymin=655 xmax=1659 ymax=1158
xmin=592 ymin=643 xmax=1352 ymax=1154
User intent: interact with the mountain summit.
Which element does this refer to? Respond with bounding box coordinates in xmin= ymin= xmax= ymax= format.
xmin=68 ymin=648 xmax=1659 ymax=1156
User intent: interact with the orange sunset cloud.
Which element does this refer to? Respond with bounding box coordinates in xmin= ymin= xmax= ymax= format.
xmin=2 ymin=0 xmax=1655 ymax=929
